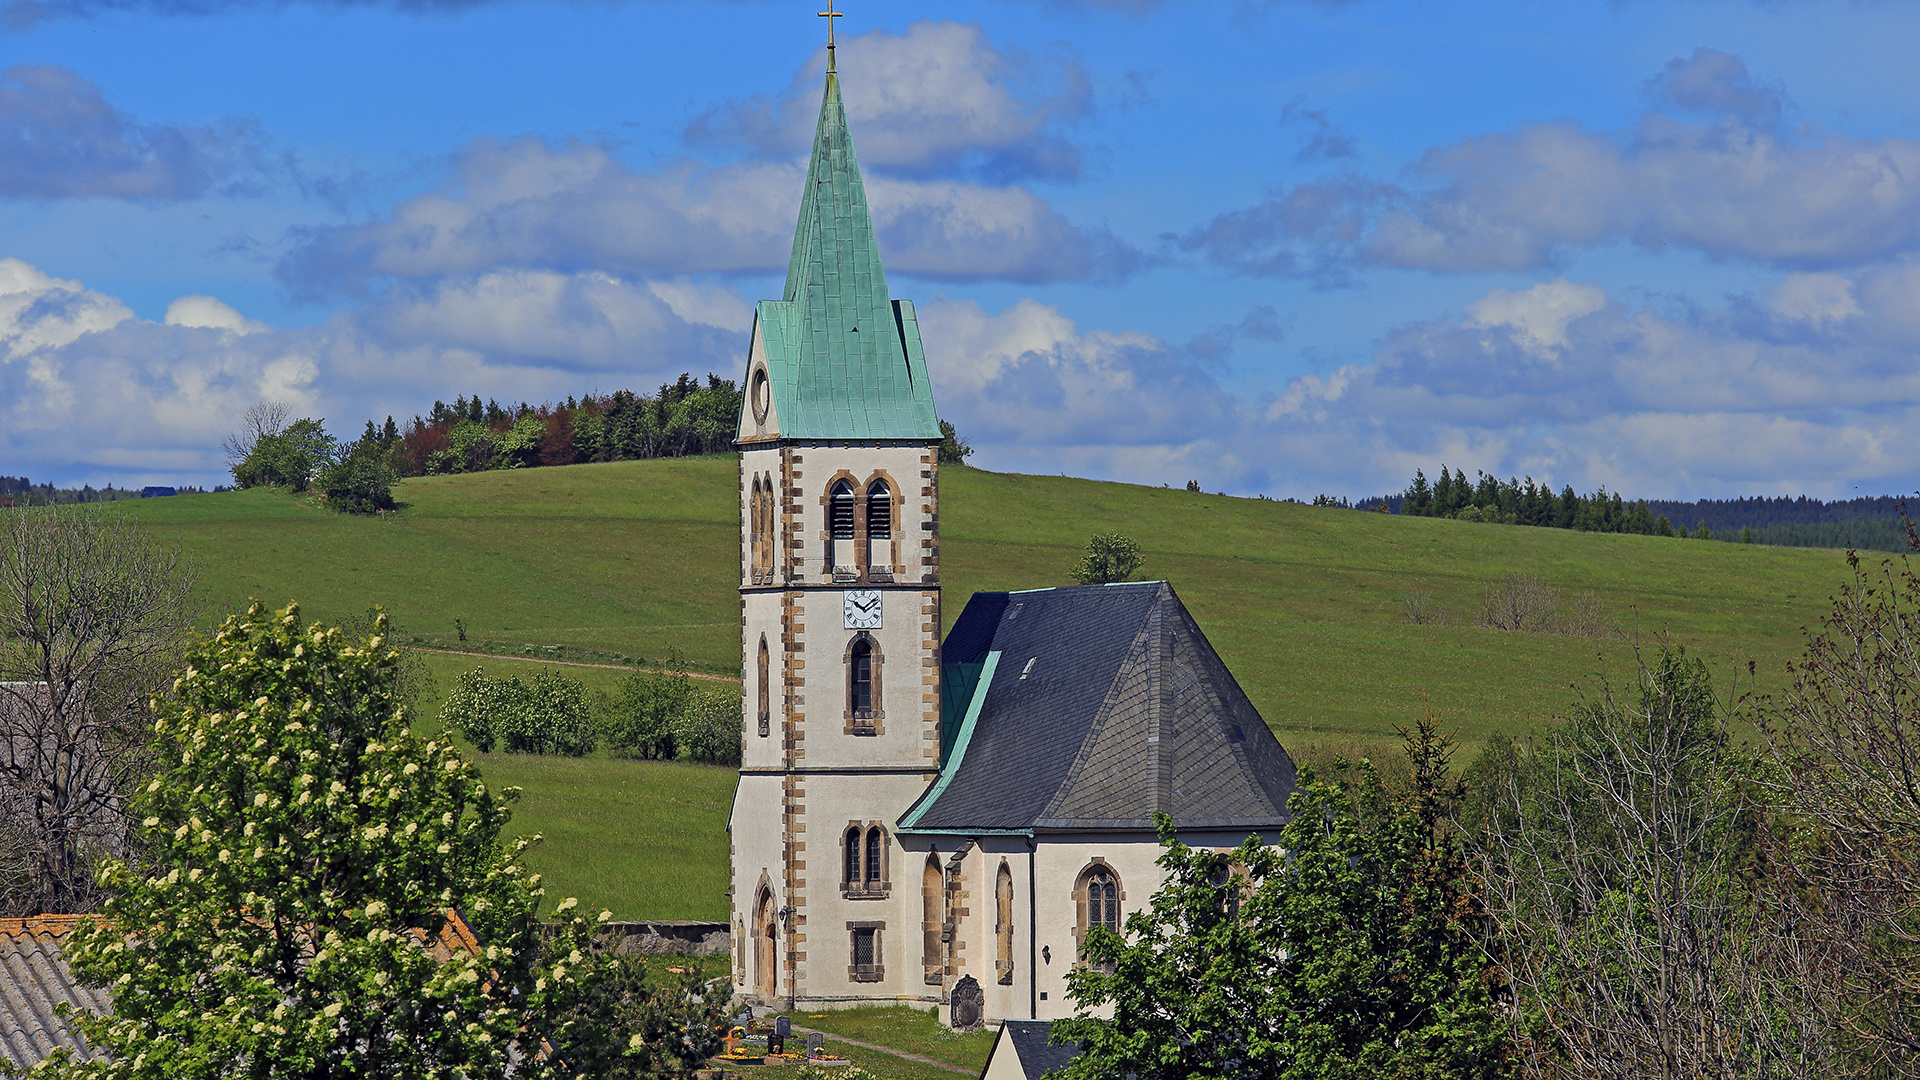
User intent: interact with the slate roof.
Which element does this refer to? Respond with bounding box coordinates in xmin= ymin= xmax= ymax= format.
xmin=984 ymin=1019 xmax=1080 ymax=1080
xmin=0 ymin=916 xmax=106 ymax=1070
xmin=900 ymin=582 xmax=1299 ymax=834
xmin=744 ymin=65 xmax=941 ymax=442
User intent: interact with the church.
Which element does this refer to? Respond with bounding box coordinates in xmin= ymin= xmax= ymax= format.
xmin=727 ymin=35 xmax=1300 ymax=1027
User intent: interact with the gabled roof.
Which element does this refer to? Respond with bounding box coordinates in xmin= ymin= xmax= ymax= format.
xmin=981 ymin=1019 xmax=1080 ymax=1080
xmin=900 ymin=582 xmax=1299 ymax=834
xmin=0 ymin=916 xmax=106 ymax=1070
xmin=0 ymin=910 xmax=489 ymax=1071
xmin=742 ymin=67 xmax=940 ymax=442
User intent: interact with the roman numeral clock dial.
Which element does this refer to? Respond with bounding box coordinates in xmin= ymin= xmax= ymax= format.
xmin=843 ymin=589 xmax=882 ymax=630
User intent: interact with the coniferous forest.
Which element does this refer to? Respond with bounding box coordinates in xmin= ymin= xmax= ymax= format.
xmin=1373 ymin=466 xmax=1917 ymax=551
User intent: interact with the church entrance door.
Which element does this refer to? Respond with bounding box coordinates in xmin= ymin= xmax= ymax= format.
xmin=755 ymin=889 xmax=777 ymax=999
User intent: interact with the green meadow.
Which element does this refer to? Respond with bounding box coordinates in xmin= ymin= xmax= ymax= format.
xmin=109 ymin=458 xmax=1863 ymax=919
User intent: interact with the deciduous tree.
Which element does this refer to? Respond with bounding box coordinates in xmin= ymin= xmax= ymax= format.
xmin=1071 ymin=534 xmax=1142 ymax=586
xmin=0 ymin=506 xmax=194 ymax=916
xmin=1483 ymin=648 xmax=1845 ymax=1080
xmin=1056 ymin=721 xmax=1512 ymax=1080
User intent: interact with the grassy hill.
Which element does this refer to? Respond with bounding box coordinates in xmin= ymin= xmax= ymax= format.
xmin=109 ymin=458 xmax=1863 ymax=918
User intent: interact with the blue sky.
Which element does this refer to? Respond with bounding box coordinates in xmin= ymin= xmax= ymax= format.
xmin=2 ymin=0 xmax=1918 ymax=499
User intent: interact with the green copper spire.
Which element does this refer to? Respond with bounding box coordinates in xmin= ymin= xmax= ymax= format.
xmin=742 ymin=63 xmax=941 ymax=442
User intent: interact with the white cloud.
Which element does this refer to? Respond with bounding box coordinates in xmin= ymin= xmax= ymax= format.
xmin=0 ymin=256 xmax=748 ymax=487
xmin=0 ymin=65 xmax=268 ymax=200
xmin=1769 ymin=272 xmax=1862 ymax=325
xmin=278 ymin=138 xmax=1147 ymax=297
xmin=1467 ymin=277 xmax=1607 ymax=352
xmin=0 ymin=256 xmax=133 ymax=341
xmin=164 ymin=295 xmax=268 ymax=335
xmin=1180 ymin=50 xmax=1920 ymax=277
xmin=686 ymin=21 xmax=1091 ymax=182
xmin=921 ymin=266 xmax=1920 ymax=500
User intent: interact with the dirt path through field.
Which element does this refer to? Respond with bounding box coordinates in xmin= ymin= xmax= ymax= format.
xmin=788 ymin=1026 xmax=974 ymax=1075
xmin=415 ymin=646 xmax=740 ymax=683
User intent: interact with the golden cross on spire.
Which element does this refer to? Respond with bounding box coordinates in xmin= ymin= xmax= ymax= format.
xmin=819 ymin=0 xmax=842 ymax=71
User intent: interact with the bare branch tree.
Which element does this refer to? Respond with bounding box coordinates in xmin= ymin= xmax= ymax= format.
xmin=0 ymin=506 xmax=195 ymax=915
xmin=1483 ymin=648 xmax=1852 ymax=1080
xmin=1765 ymin=551 xmax=1920 ymax=1065
xmin=222 ymin=399 xmax=291 ymax=467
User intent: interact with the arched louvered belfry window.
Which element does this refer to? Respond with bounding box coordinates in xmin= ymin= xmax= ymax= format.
xmin=866 ymin=827 xmax=883 ymax=886
xmin=828 ymin=480 xmax=855 ymax=571
xmin=865 ymin=479 xmax=891 ymax=576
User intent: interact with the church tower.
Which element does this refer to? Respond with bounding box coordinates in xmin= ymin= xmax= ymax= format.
xmin=729 ymin=40 xmax=945 ymax=1009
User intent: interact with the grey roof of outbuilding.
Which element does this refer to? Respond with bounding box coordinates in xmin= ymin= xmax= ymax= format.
xmin=0 ymin=917 xmax=107 ymax=1070
xmin=989 ymin=1019 xmax=1080 ymax=1080
xmin=900 ymin=582 xmax=1298 ymax=834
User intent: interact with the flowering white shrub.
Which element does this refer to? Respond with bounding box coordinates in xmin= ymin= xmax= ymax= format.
xmin=47 ymin=603 xmax=642 ymax=1080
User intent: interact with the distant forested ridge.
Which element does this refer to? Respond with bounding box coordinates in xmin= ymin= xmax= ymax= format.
xmin=1366 ymin=467 xmax=1916 ymax=552
xmin=0 ymin=478 xmax=213 ymax=507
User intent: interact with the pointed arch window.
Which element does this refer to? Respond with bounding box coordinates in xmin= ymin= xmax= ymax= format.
xmin=756 ymin=636 xmax=771 ymax=738
xmin=843 ymin=822 xmax=889 ymax=898
xmin=996 ymin=860 xmax=1015 ymax=985
xmin=1074 ymin=863 xmax=1123 ymax=973
xmin=756 ymin=472 xmax=777 ymax=579
xmin=845 ymin=632 xmax=881 ymax=735
xmin=748 ymin=474 xmax=763 ymax=582
xmin=922 ymin=856 xmax=944 ymax=984
xmin=865 ymin=479 xmax=892 ymax=579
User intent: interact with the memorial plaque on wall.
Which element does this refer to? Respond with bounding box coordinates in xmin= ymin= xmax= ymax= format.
xmin=949 ymin=975 xmax=984 ymax=1030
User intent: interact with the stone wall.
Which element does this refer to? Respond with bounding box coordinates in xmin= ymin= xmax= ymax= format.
xmin=604 ymin=920 xmax=732 ymax=956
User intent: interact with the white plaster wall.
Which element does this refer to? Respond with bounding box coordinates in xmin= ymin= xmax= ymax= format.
xmin=740 ymin=590 xmax=785 ymax=771
xmin=787 ymin=774 xmax=940 ymax=1008
xmin=787 ymin=587 xmax=940 ymax=771
xmin=728 ymin=773 xmax=792 ymax=1002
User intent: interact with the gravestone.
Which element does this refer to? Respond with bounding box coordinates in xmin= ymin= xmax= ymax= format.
xmin=770 ymin=1014 xmax=790 ymax=1055
xmin=949 ymin=974 xmax=984 ymax=1030
xmin=807 ymin=1032 xmax=826 ymax=1055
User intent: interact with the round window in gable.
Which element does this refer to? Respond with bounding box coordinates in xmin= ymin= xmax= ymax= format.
xmin=751 ymin=368 xmax=771 ymax=424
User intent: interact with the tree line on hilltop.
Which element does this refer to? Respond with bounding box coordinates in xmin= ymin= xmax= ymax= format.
xmin=225 ymin=374 xmax=974 ymax=514
xmin=1371 ymin=465 xmax=1918 ymax=551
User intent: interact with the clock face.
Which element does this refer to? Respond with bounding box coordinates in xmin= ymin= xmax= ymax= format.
xmin=843 ymin=589 xmax=882 ymax=630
